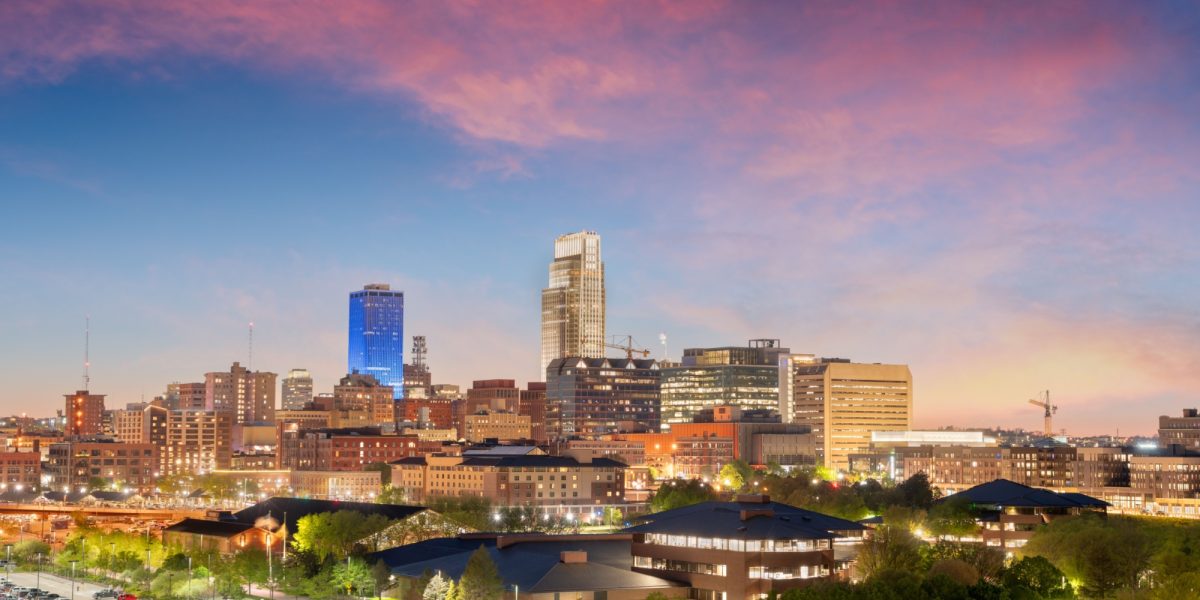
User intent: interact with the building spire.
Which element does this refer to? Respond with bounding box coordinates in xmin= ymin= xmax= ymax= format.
xmin=83 ymin=315 xmax=90 ymax=392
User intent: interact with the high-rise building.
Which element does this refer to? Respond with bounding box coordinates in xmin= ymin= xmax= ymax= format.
xmin=163 ymin=410 xmax=233 ymax=475
xmin=348 ymin=283 xmax=405 ymax=399
xmin=166 ymin=382 xmax=206 ymax=410
xmin=331 ymin=372 xmax=395 ymax=428
xmin=661 ymin=339 xmax=790 ymax=428
xmin=205 ymin=362 xmax=277 ymax=424
xmin=546 ymin=357 xmax=660 ymax=439
xmin=281 ymin=368 xmax=314 ymax=411
xmin=64 ymin=390 xmax=106 ymax=437
xmin=520 ymin=382 xmax=548 ymax=443
xmin=540 ymin=231 xmax=605 ymax=378
xmin=778 ymin=355 xmax=912 ymax=472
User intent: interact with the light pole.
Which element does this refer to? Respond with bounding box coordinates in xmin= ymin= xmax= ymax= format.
xmin=5 ymin=544 xmax=11 ymax=582
xmin=70 ymin=560 xmax=78 ymax=600
xmin=266 ymin=531 xmax=275 ymax=600
xmin=35 ymin=552 xmax=42 ymax=591
xmin=188 ymin=556 xmax=193 ymax=599
xmin=81 ymin=537 xmax=87 ymax=580
xmin=110 ymin=541 xmax=116 ymax=578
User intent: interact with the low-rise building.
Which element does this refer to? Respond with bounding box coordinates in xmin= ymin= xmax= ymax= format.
xmin=941 ymin=479 xmax=1107 ymax=551
xmin=278 ymin=428 xmax=423 ymax=471
xmin=0 ymin=449 xmax=41 ymax=492
xmin=46 ymin=441 xmax=159 ymax=492
xmin=290 ymin=469 xmax=382 ymax=500
xmin=463 ymin=410 xmax=532 ymax=442
xmin=391 ymin=452 xmax=626 ymax=512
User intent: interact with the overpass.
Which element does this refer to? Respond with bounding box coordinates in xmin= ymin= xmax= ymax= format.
xmin=0 ymin=503 xmax=206 ymax=521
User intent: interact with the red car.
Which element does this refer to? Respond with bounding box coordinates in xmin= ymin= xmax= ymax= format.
xmin=117 ymin=595 xmax=136 ymax=600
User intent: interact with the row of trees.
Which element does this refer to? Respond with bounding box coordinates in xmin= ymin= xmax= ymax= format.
xmin=409 ymin=547 xmax=503 ymax=600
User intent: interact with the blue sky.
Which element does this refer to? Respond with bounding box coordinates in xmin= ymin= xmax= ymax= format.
xmin=1 ymin=1 xmax=1198 ymax=433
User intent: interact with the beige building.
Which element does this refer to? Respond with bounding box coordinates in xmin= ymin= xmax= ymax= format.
xmin=112 ymin=403 xmax=168 ymax=445
xmin=205 ymin=362 xmax=277 ymax=424
xmin=166 ymin=382 xmax=207 ymax=410
xmin=392 ymin=451 xmax=625 ymax=511
xmin=291 ymin=470 xmax=382 ymax=500
xmin=778 ymin=355 xmax=912 ymax=472
xmin=163 ymin=410 xmax=233 ymax=475
xmin=331 ymin=372 xmax=395 ymax=428
xmin=463 ymin=410 xmax=532 ymax=442
xmin=540 ymin=231 xmax=605 ymax=378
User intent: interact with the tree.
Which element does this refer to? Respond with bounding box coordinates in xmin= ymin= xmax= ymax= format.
xmin=372 ymin=559 xmax=392 ymax=599
xmin=231 ymin=548 xmax=269 ymax=594
xmin=894 ymin=472 xmax=934 ymax=509
xmin=12 ymin=540 xmax=51 ymax=564
xmin=1023 ymin=514 xmax=1152 ymax=597
xmin=292 ymin=510 xmax=396 ymax=561
xmin=87 ymin=476 xmax=110 ymax=491
xmin=365 ymin=462 xmax=392 ymax=486
xmin=928 ymin=558 xmax=979 ymax=586
xmin=423 ymin=572 xmax=450 ymax=600
xmin=856 ymin=521 xmax=922 ymax=580
xmin=928 ymin=495 xmax=978 ymax=540
xmin=458 ymin=546 xmax=504 ymax=600
xmin=718 ymin=462 xmax=746 ymax=492
xmin=445 ymin=579 xmax=461 ymax=600
xmin=333 ymin=557 xmax=373 ymax=597
xmin=649 ymin=479 xmax=717 ymax=512
xmin=1001 ymin=556 xmax=1073 ymax=598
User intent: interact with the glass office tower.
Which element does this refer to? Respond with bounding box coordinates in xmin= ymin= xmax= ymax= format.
xmin=348 ymin=283 xmax=405 ymax=399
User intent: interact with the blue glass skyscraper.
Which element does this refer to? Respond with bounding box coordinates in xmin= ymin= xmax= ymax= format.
xmin=348 ymin=283 xmax=405 ymax=399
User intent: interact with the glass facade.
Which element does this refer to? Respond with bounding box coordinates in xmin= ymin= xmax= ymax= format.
xmin=661 ymin=341 xmax=788 ymax=427
xmin=546 ymin=358 xmax=660 ymax=438
xmin=348 ymin=284 xmax=405 ymax=399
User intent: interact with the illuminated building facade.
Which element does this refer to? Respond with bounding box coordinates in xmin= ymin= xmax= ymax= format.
xmin=661 ymin=340 xmax=789 ymax=428
xmin=205 ymin=362 xmax=277 ymax=424
xmin=348 ymin=283 xmax=405 ymax=399
xmin=546 ymin=357 xmax=661 ymax=439
xmin=778 ymin=355 xmax=912 ymax=472
xmin=540 ymin=231 xmax=605 ymax=378
xmin=281 ymin=368 xmax=314 ymax=410
xmin=64 ymin=390 xmax=105 ymax=437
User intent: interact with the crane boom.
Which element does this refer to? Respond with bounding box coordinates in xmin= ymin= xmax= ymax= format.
xmin=1027 ymin=391 xmax=1057 ymax=436
xmin=605 ymin=335 xmax=651 ymax=360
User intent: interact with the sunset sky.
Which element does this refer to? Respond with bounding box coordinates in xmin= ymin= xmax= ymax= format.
xmin=1 ymin=1 xmax=1198 ymax=434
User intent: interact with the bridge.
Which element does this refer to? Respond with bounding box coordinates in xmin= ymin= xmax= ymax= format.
xmin=0 ymin=503 xmax=207 ymax=521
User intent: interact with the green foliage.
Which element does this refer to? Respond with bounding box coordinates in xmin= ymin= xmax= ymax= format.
xmin=856 ymin=519 xmax=922 ymax=580
xmin=1023 ymin=513 xmax=1152 ymax=597
xmin=423 ymin=572 xmax=450 ymax=600
xmin=920 ymin=542 xmax=1004 ymax=583
xmin=291 ymin=510 xmax=395 ymax=561
xmin=1001 ymin=556 xmax=1073 ymax=599
xmin=459 ymin=546 xmax=504 ymax=600
xmin=718 ymin=461 xmax=746 ymax=491
xmin=12 ymin=540 xmax=51 ymax=563
xmin=895 ymin=472 xmax=935 ymax=509
xmin=332 ymin=557 xmax=374 ymax=596
xmin=378 ymin=484 xmax=407 ymax=504
xmin=928 ymin=559 xmax=980 ymax=586
xmin=649 ymin=478 xmax=717 ymax=512
xmin=929 ymin=495 xmax=979 ymax=539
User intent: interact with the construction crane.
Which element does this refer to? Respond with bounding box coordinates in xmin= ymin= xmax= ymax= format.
xmin=1028 ymin=390 xmax=1058 ymax=437
xmin=605 ymin=335 xmax=651 ymax=360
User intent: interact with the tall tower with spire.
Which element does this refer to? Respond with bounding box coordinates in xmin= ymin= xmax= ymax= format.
xmin=540 ymin=231 xmax=605 ymax=378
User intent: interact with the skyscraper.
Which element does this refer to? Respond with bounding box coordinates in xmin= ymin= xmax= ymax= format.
xmin=282 ymin=368 xmax=314 ymax=410
xmin=778 ymin=355 xmax=913 ymax=472
xmin=348 ymin=283 xmax=405 ymax=399
xmin=540 ymin=231 xmax=605 ymax=378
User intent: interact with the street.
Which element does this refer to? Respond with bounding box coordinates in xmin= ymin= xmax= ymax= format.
xmin=4 ymin=571 xmax=109 ymax=599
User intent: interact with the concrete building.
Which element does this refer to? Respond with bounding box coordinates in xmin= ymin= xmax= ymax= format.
xmin=281 ymin=368 xmax=314 ymax=411
xmin=521 ymin=382 xmax=549 ymax=443
xmin=661 ymin=340 xmax=789 ymax=428
xmin=546 ymin=357 xmax=661 ymax=439
xmin=463 ymin=410 xmax=533 ymax=442
xmin=47 ymin=440 xmax=159 ymax=492
xmin=163 ymin=410 xmax=233 ymax=475
xmin=290 ymin=469 xmax=383 ymax=500
xmin=391 ymin=452 xmax=626 ymax=511
xmin=64 ymin=390 xmax=106 ymax=437
xmin=348 ymin=283 xmax=406 ymax=398
xmin=205 ymin=362 xmax=277 ymax=425
xmin=778 ymin=355 xmax=913 ymax=472
xmin=1160 ymin=409 xmax=1200 ymax=451
xmin=165 ymin=382 xmax=207 ymax=410
xmin=541 ymin=231 xmax=605 ymax=378
xmin=331 ymin=372 xmax=395 ymax=428
xmin=111 ymin=402 xmax=168 ymax=445
xmin=0 ymin=449 xmax=42 ymax=492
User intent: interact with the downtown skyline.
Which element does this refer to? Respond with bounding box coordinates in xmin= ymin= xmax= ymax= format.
xmin=2 ymin=1 xmax=1199 ymax=434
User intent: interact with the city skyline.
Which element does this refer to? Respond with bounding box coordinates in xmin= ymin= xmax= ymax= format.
xmin=2 ymin=2 xmax=1199 ymax=434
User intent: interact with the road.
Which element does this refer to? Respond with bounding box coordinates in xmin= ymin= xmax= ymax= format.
xmin=3 ymin=571 xmax=110 ymax=599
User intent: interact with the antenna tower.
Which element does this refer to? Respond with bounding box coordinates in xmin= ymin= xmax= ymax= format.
xmin=83 ymin=315 xmax=91 ymax=391
xmin=412 ymin=335 xmax=428 ymax=373
xmin=248 ymin=321 xmax=254 ymax=370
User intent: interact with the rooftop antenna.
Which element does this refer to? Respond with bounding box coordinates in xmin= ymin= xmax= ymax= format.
xmin=658 ymin=332 xmax=668 ymax=361
xmin=248 ymin=321 xmax=254 ymax=371
xmin=83 ymin=315 xmax=91 ymax=392
xmin=412 ymin=335 xmax=428 ymax=373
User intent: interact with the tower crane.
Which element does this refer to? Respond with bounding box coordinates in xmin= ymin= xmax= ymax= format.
xmin=605 ymin=335 xmax=651 ymax=360
xmin=1027 ymin=390 xmax=1057 ymax=437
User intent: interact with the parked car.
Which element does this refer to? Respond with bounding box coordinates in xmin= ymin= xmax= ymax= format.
xmin=92 ymin=592 xmax=118 ymax=600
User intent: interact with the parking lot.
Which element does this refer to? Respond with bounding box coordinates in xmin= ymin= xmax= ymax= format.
xmin=2 ymin=571 xmax=109 ymax=600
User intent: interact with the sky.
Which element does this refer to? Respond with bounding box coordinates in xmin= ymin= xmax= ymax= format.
xmin=1 ymin=1 xmax=1198 ymax=435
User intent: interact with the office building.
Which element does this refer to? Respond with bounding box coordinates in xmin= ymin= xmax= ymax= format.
xmin=521 ymin=382 xmax=548 ymax=443
xmin=163 ymin=410 xmax=233 ymax=475
xmin=278 ymin=427 xmax=423 ymax=471
xmin=166 ymin=382 xmax=207 ymax=410
xmin=205 ymin=362 xmax=277 ymax=425
xmin=112 ymin=402 xmax=168 ymax=445
xmin=392 ymin=451 xmax=626 ymax=510
xmin=540 ymin=231 xmax=605 ymax=378
xmin=64 ymin=390 xmax=106 ymax=437
xmin=348 ymin=283 xmax=405 ymax=399
xmin=1160 ymin=409 xmax=1200 ymax=451
xmin=331 ymin=372 xmax=395 ymax=428
xmin=463 ymin=410 xmax=532 ymax=442
xmin=661 ymin=340 xmax=789 ymax=428
xmin=47 ymin=440 xmax=159 ymax=493
xmin=778 ymin=355 xmax=912 ymax=472
xmin=0 ymin=449 xmax=42 ymax=492
xmin=281 ymin=368 xmax=314 ymax=410
xmin=395 ymin=398 xmax=454 ymax=430
xmin=547 ymin=357 xmax=661 ymax=439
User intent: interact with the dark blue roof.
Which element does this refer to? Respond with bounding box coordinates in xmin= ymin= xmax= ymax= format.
xmin=945 ymin=479 xmax=1108 ymax=508
xmin=625 ymin=505 xmax=838 ymax=540
xmin=635 ymin=499 xmax=866 ymax=533
xmin=233 ymin=497 xmax=427 ymax=532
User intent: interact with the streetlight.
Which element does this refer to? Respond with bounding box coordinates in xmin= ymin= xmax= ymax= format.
xmin=35 ymin=552 xmax=42 ymax=592
xmin=5 ymin=544 xmax=11 ymax=582
xmin=188 ymin=556 xmax=193 ymax=599
xmin=70 ymin=559 xmax=78 ymax=600
xmin=110 ymin=541 xmax=116 ymax=578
